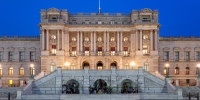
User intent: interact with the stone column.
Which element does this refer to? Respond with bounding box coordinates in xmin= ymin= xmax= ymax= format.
xmin=155 ymin=30 xmax=158 ymax=50
xmin=62 ymin=30 xmax=64 ymax=50
xmin=117 ymin=32 xmax=119 ymax=52
xmin=131 ymin=31 xmax=134 ymax=51
xmin=46 ymin=29 xmax=49 ymax=50
xmin=120 ymin=32 xmax=123 ymax=52
xmin=42 ymin=29 xmax=45 ymax=50
xmin=80 ymin=32 xmax=83 ymax=52
xmin=136 ymin=30 xmax=138 ymax=51
xmin=66 ymin=30 xmax=69 ymax=56
xmin=107 ymin=32 xmax=109 ymax=52
xmin=57 ymin=30 xmax=60 ymax=50
xmin=94 ymin=31 xmax=96 ymax=52
xmin=77 ymin=31 xmax=79 ymax=52
xmin=104 ymin=31 xmax=106 ymax=52
xmin=151 ymin=30 xmax=153 ymax=51
xmin=140 ymin=30 xmax=143 ymax=51
xmin=90 ymin=31 xmax=93 ymax=51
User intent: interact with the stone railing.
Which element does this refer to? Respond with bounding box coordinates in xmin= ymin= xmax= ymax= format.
xmin=152 ymin=71 xmax=165 ymax=80
xmin=144 ymin=71 xmax=165 ymax=86
xmin=33 ymin=71 xmax=57 ymax=86
xmin=34 ymin=71 xmax=47 ymax=80
xmin=69 ymin=13 xmax=130 ymax=17
xmin=22 ymin=80 xmax=33 ymax=95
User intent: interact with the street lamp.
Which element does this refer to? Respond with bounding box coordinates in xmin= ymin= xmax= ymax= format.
xmin=197 ymin=64 xmax=200 ymax=79
xmin=130 ymin=62 xmax=136 ymax=69
xmin=64 ymin=62 xmax=70 ymax=69
xmin=165 ymin=64 xmax=169 ymax=78
xmin=30 ymin=64 xmax=34 ymax=80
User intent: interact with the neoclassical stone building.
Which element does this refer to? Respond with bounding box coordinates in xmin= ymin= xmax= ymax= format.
xmin=0 ymin=8 xmax=199 ymax=87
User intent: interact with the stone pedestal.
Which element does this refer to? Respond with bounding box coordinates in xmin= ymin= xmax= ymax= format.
xmin=83 ymin=67 xmax=89 ymax=94
xmin=56 ymin=67 xmax=62 ymax=94
xmin=138 ymin=67 xmax=144 ymax=93
xmin=111 ymin=67 xmax=117 ymax=93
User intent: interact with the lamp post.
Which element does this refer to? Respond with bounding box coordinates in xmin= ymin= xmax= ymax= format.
xmin=130 ymin=62 xmax=135 ymax=69
xmin=165 ymin=64 xmax=169 ymax=79
xmin=197 ymin=64 xmax=200 ymax=79
xmin=30 ymin=64 xmax=34 ymax=80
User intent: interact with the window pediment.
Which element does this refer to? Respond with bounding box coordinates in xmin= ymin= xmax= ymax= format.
xmin=18 ymin=47 xmax=25 ymax=51
xmin=29 ymin=47 xmax=36 ymax=51
xmin=163 ymin=47 xmax=170 ymax=51
xmin=184 ymin=47 xmax=191 ymax=51
xmin=173 ymin=47 xmax=181 ymax=51
xmin=7 ymin=47 xmax=15 ymax=51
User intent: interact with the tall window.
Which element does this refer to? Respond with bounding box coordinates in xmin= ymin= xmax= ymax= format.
xmin=72 ymin=47 xmax=76 ymax=56
xmin=111 ymin=47 xmax=115 ymax=56
xmin=196 ymin=51 xmax=200 ymax=61
xmin=84 ymin=47 xmax=89 ymax=56
xmin=30 ymin=67 xmax=35 ymax=75
xmin=97 ymin=62 xmax=103 ymax=70
xmin=164 ymin=52 xmax=169 ymax=61
xmin=19 ymin=51 xmax=24 ymax=61
xmin=186 ymin=67 xmax=190 ymax=75
xmin=98 ymin=47 xmax=102 ymax=56
xmin=8 ymin=51 xmax=13 ymax=61
xmin=175 ymin=67 xmax=179 ymax=75
xmin=30 ymin=51 xmax=35 ymax=61
xmin=123 ymin=47 xmax=128 ymax=56
xmin=164 ymin=67 xmax=169 ymax=75
xmin=0 ymin=51 xmax=2 ymax=61
xmin=175 ymin=51 xmax=179 ymax=61
xmin=19 ymin=67 xmax=24 ymax=75
xmin=144 ymin=63 xmax=149 ymax=71
xmin=51 ymin=63 xmax=56 ymax=72
xmin=51 ymin=45 xmax=56 ymax=55
xmin=0 ymin=67 xmax=2 ymax=75
xmin=9 ymin=67 xmax=13 ymax=75
xmin=185 ymin=51 xmax=190 ymax=61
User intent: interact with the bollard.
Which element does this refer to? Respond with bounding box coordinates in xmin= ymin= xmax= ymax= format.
xmin=8 ymin=92 xmax=10 ymax=100
xmin=197 ymin=92 xmax=199 ymax=100
xmin=189 ymin=92 xmax=191 ymax=100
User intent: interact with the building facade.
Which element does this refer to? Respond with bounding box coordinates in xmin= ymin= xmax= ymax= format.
xmin=0 ymin=8 xmax=199 ymax=87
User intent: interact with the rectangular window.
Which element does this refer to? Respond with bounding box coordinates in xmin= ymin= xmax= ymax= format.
xmin=164 ymin=52 xmax=169 ymax=61
xmin=0 ymin=51 xmax=2 ymax=61
xmin=19 ymin=51 xmax=24 ymax=61
xmin=30 ymin=51 xmax=35 ymax=61
xmin=111 ymin=47 xmax=115 ymax=56
xmin=0 ymin=68 xmax=2 ymax=75
xmin=196 ymin=51 xmax=200 ymax=60
xmin=9 ymin=80 xmax=12 ymax=85
xmin=51 ymin=45 xmax=56 ymax=55
xmin=85 ymin=47 xmax=89 ymax=56
xmin=8 ymin=52 xmax=13 ymax=61
xmin=123 ymin=47 xmax=128 ymax=56
xmin=175 ymin=51 xmax=179 ymax=61
xmin=144 ymin=63 xmax=149 ymax=71
xmin=98 ymin=47 xmax=102 ymax=56
xmin=185 ymin=51 xmax=190 ymax=61
xmin=72 ymin=47 xmax=76 ymax=56
xmin=186 ymin=79 xmax=190 ymax=84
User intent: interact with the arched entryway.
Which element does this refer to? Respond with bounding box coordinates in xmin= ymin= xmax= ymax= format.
xmin=62 ymin=79 xmax=79 ymax=94
xmin=110 ymin=61 xmax=117 ymax=69
xmin=83 ymin=61 xmax=90 ymax=69
xmin=97 ymin=61 xmax=103 ymax=70
xmin=121 ymin=79 xmax=136 ymax=93
xmin=90 ymin=79 xmax=111 ymax=94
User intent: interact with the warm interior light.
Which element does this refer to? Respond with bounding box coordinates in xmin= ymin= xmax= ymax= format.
xmin=130 ymin=62 xmax=136 ymax=66
xmin=64 ymin=62 xmax=70 ymax=66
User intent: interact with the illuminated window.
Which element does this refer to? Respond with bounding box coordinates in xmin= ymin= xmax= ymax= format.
xmin=51 ymin=45 xmax=56 ymax=55
xmin=0 ymin=67 xmax=2 ymax=75
xmin=143 ymin=35 xmax=148 ymax=39
xmin=144 ymin=63 xmax=149 ymax=71
xmin=110 ymin=37 xmax=115 ymax=42
xmin=164 ymin=67 xmax=169 ymax=75
xmin=30 ymin=67 xmax=35 ymax=75
xmin=51 ymin=63 xmax=56 ymax=72
xmin=111 ymin=47 xmax=115 ymax=56
xmin=72 ymin=37 xmax=76 ymax=42
xmin=98 ymin=47 xmax=102 ymax=56
xmin=85 ymin=37 xmax=89 ymax=42
xmin=19 ymin=67 xmax=24 ymax=75
xmin=98 ymin=21 xmax=102 ymax=24
xmin=124 ymin=37 xmax=128 ymax=42
xmin=123 ymin=47 xmax=128 ymax=56
xmin=9 ymin=67 xmax=13 ymax=75
xmin=186 ymin=67 xmax=190 ymax=75
xmin=175 ymin=67 xmax=179 ymax=75
xmin=143 ymin=49 xmax=148 ymax=54
xmin=98 ymin=37 xmax=102 ymax=42
xmin=85 ymin=47 xmax=89 ymax=56
xmin=72 ymin=47 xmax=76 ymax=56
xmin=97 ymin=62 xmax=103 ymax=70
xmin=9 ymin=80 xmax=12 ymax=85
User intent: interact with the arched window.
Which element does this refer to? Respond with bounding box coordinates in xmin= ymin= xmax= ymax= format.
xmin=19 ymin=67 xmax=24 ymax=75
xmin=186 ymin=67 xmax=190 ymax=75
xmin=51 ymin=63 xmax=56 ymax=72
xmin=9 ymin=67 xmax=13 ymax=75
xmin=30 ymin=67 xmax=35 ymax=75
xmin=97 ymin=61 xmax=103 ymax=70
xmin=83 ymin=61 xmax=90 ymax=69
xmin=164 ymin=67 xmax=169 ymax=75
xmin=0 ymin=67 xmax=2 ymax=75
xmin=175 ymin=67 xmax=179 ymax=75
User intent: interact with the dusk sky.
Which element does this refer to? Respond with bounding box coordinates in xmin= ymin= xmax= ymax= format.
xmin=0 ymin=0 xmax=200 ymax=36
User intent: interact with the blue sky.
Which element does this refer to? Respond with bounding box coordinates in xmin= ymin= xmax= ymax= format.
xmin=0 ymin=0 xmax=199 ymax=36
